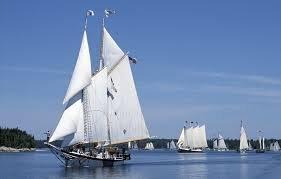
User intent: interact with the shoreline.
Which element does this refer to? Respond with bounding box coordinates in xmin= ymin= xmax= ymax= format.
xmin=0 ymin=146 xmax=35 ymax=152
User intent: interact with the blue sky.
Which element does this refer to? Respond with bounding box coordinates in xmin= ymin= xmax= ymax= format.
xmin=1 ymin=1 xmax=281 ymax=139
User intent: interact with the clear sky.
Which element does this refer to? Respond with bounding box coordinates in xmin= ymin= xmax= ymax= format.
xmin=1 ymin=0 xmax=281 ymax=139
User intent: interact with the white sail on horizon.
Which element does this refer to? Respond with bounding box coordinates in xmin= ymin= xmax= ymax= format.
xmin=145 ymin=142 xmax=154 ymax=150
xmin=167 ymin=140 xmax=177 ymax=149
xmin=213 ymin=139 xmax=218 ymax=149
xmin=218 ymin=134 xmax=227 ymax=149
xmin=270 ymin=141 xmax=280 ymax=151
xmin=240 ymin=125 xmax=249 ymax=150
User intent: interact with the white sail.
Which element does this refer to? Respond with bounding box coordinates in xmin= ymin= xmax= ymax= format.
xmin=262 ymin=137 xmax=265 ymax=150
xmin=103 ymin=28 xmax=149 ymax=144
xmin=61 ymin=114 xmax=84 ymax=147
xmin=150 ymin=142 xmax=154 ymax=149
xmin=192 ymin=126 xmax=200 ymax=148
xmin=128 ymin=141 xmax=131 ymax=149
xmin=259 ymin=136 xmax=262 ymax=149
xmin=218 ymin=134 xmax=227 ymax=149
xmin=199 ymin=125 xmax=208 ymax=148
xmin=49 ymin=93 xmax=83 ymax=142
xmin=145 ymin=142 xmax=154 ymax=150
xmin=102 ymin=27 xmax=125 ymax=71
xmin=186 ymin=127 xmax=194 ymax=148
xmin=167 ymin=142 xmax=170 ymax=149
xmin=248 ymin=141 xmax=253 ymax=150
xmin=170 ymin=140 xmax=176 ymax=149
xmin=177 ymin=128 xmax=185 ymax=147
xmin=239 ymin=125 xmax=249 ymax=150
xmin=63 ymin=31 xmax=92 ymax=104
xmin=270 ymin=141 xmax=280 ymax=151
xmin=274 ymin=141 xmax=280 ymax=151
xmin=86 ymin=67 xmax=109 ymax=143
xmin=213 ymin=139 xmax=218 ymax=149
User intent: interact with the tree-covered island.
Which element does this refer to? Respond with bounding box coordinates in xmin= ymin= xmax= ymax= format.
xmin=0 ymin=127 xmax=36 ymax=152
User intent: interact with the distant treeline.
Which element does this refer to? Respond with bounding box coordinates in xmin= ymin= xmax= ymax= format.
xmin=36 ymin=138 xmax=281 ymax=150
xmin=0 ymin=127 xmax=36 ymax=149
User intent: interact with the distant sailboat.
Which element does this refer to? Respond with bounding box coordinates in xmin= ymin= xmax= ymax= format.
xmin=256 ymin=131 xmax=265 ymax=153
xmin=239 ymin=121 xmax=249 ymax=153
xmin=213 ymin=139 xmax=218 ymax=150
xmin=167 ymin=140 xmax=177 ymax=150
xmin=128 ymin=141 xmax=138 ymax=150
xmin=213 ymin=133 xmax=227 ymax=151
xmin=145 ymin=142 xmax=154 ymax=150
xmin=248 ymin=141 xmax=253 ymax=151
xmin=44 ymin=10 xmax=149 ymax=167
xmin=132 ymin=142 xmax=138 ymax=150
xmin=217 ymin=134 xmax=228 ymax=151
xmin=270 ymin=141 xmax=280 ymax=151
xmin=177 ymin=122 xmax=208 ymax=153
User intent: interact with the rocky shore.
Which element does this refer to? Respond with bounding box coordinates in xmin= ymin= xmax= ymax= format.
xmin=0 ymin=146 xmax=35 ymax=152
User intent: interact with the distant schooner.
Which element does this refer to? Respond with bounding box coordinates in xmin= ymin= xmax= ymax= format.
xmin=45 ymin=10 xmax=149 ymax=167
xmin=177 ymin=122 xmax=208 ymax=153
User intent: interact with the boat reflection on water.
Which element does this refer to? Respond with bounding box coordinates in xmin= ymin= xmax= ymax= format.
xmin=178 ymin=153 xmax=208 ymax=178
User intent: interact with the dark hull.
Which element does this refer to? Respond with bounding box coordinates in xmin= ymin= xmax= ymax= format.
xmin=177 ymin=148 xmax=203 ymax=153
xmin=45 ymin=142 xmax=130 ymax=167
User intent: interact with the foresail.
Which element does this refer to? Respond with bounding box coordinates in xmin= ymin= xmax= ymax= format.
xmin=177 ymin=128 xmax=185 ymax=147
xmin=49 ymin=92 xmax=83 ymax=142
xmin=102 ymin=27 xmax=125 ymax=71
xmin=107 ymin=56 xmax=149 ymax=144
xmin=63 ymin=31 xmax=92 ymax=104
xmin=61 ymin=113 xmax=84 ymax=147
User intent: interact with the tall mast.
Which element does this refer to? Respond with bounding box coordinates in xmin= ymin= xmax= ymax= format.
xmin=99 ymin=18 xmax=105 ymax=70
xmin=99 ymin=9 xmax=116 ymax=71
xmin=102 ymin=9 xmax=116 ymax=145
xmin=82 ymin=10 xmax=94 ymax=144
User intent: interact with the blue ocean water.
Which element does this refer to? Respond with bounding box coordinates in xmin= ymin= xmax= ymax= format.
xmin=0 ymin=150 xmax=281 ymax=179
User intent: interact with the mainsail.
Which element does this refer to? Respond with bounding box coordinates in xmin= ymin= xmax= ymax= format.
xmin=102 ymin=27 xmax=149 ymax=144
xmin=239 ymin=124 xmax=249 ymax=150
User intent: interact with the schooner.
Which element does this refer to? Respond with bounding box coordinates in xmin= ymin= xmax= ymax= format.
xmin=45 ymin=10 xmax=149 ymax=167
xmin=256 ymin=130 xmax=265 ymax=153
xmin=213 ymin=133 xmax=228 ymax=151
xmin=177 ymin=122 xmax=208 ymax=153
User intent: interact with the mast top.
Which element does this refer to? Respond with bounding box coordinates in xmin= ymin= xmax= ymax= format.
xmin=84 ymin=10 xmax=95 ymax=30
